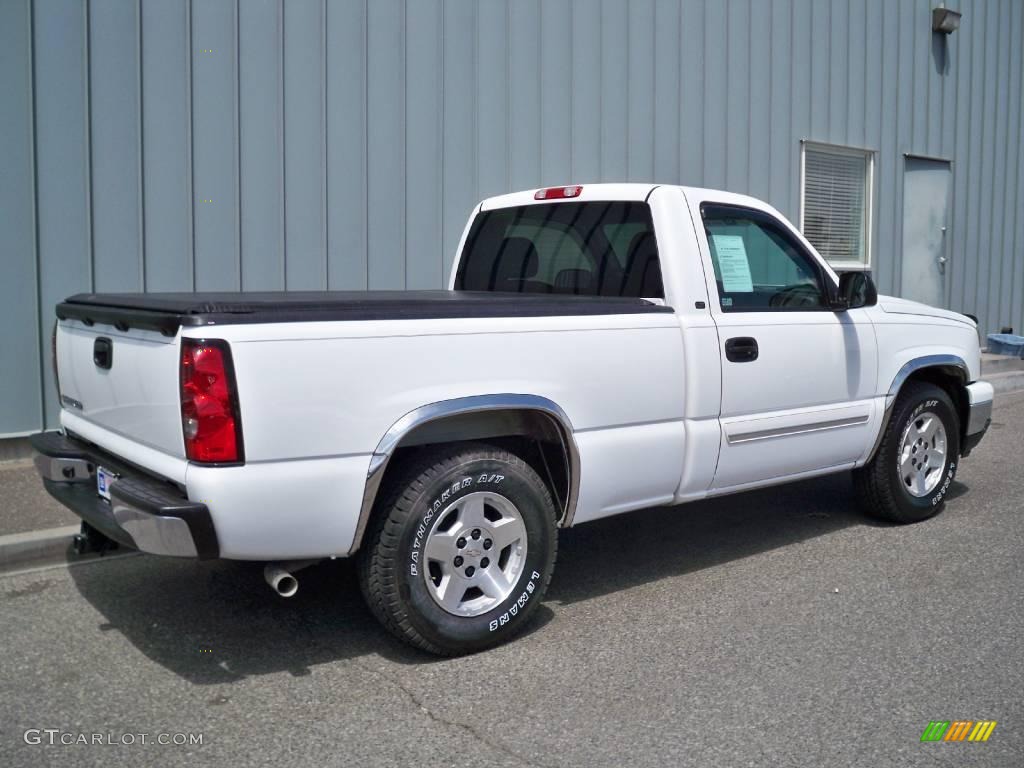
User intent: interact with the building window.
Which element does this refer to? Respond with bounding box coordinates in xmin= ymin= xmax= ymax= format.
xmin=800 ymin=142 xmax=874 ymax=267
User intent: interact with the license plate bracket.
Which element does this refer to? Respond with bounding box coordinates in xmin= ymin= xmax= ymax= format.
xmin=96 ymin=466 xmax=115 ymax=501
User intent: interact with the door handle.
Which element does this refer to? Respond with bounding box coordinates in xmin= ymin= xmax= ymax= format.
xmin=725 ymin=336 xmax=758 ymax=363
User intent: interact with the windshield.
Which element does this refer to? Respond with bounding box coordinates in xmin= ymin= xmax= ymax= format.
xmin=455 ymin=201 xmax=663 ymax=298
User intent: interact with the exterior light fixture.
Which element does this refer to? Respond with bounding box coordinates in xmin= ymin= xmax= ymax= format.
xmin=932 ymin=5 xmax=962 ymax=34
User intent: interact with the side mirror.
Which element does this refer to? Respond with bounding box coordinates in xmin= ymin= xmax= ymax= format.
xmin=833 ymin=271 xmax=878 ymax=311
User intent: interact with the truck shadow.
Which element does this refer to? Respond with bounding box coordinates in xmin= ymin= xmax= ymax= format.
xmin=550 ymin=474 xmax=968 ymax=605
xmin=67 ymin=473 xmax=969 ymax=683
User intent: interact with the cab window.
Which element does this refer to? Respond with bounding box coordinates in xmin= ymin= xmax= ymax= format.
xmin=456 ymin=201 xmax=664 ymax=298
xmin=702 ymin=204 xmax=828 ymax=311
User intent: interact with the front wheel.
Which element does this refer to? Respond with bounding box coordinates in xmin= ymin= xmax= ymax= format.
xmin=854 ymin=381 xmax=960 ymax=523
xmin=358 ymin=443 xmax=558 ymax=656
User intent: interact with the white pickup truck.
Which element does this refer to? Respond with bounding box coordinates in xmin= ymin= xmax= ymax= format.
xmin=32 ymin=183 xmax=993 ymax=655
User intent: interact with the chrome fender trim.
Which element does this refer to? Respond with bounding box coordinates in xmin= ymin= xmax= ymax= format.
xmin=349 ymin=394 xmax=581 ymax=556
xmin=865 ymin=354 xmax=969 ymax=463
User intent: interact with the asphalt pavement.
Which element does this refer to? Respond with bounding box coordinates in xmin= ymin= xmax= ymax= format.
xmin=1 ymin=392 xmax=1022 ymax=767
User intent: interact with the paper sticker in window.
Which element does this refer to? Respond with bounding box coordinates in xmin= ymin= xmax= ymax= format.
xmin=712 ymin=234 xmax=754 ymax=293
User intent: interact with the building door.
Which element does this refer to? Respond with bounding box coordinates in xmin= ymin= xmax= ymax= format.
xmin=900 ymin=157 xmax=952 ymax=307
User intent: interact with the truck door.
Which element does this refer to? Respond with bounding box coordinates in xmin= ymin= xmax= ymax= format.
xmin=690 ymin=199 xmax=879 ymax=491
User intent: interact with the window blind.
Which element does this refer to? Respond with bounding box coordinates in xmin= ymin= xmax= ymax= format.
xmin=802 ymin=145 xmax=870 ymax=263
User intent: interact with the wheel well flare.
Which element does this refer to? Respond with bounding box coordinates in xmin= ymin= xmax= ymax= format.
xmin=349 ymin=395 xmax=581 ymax=555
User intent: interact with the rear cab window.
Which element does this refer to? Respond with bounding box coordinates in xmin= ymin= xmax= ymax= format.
xmin=455 ymin=201 xmax=664 ymax=298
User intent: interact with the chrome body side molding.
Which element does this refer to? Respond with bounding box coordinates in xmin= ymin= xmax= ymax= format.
xmin=727 ymin=415 xmax=870 ymax=445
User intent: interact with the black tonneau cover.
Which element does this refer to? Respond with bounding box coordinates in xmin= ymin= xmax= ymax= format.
xmin=57 ymin=290 xmax=673 ymax=335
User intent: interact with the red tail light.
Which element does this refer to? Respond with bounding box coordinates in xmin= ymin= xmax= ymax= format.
xmin=180 ymin=339 xmax=244 ymax=464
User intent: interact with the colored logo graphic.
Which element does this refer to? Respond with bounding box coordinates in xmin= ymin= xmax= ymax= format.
xmin=921 ymin=720 xmax=997 ymax=742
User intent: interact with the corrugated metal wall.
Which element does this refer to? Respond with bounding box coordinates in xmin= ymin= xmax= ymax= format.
xmin=1 ymin=0 xmax=1023 ymax=436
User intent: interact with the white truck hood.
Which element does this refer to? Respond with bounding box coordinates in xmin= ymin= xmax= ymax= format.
xmin=878 ymin=295 xmax=975 ymax=327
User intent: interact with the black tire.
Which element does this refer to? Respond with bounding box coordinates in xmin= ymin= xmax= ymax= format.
xmin=357 ymin=442 xmax=558 ymax=656
xmin=854 ymin=381 xmax=961 ymax=523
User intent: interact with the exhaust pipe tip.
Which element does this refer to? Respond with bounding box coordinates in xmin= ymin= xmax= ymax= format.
xmin=264 ymin=565 xmax=299 ymax=598
xmin=275 ymin=574 xmax=298 ymax=598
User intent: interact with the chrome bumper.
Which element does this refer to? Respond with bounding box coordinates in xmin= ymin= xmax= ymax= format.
xmin=30 ymin=431 xmax=218 ymax=559
xmin=962 ymin=380 xmax=994 ymax=456
xmin=111 ymin=504 xmax=201 ymax=558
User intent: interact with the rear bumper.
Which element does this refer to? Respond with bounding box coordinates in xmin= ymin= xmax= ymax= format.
xmin=30 ymin=431 xmax=218 ymax=559
xmin=961 ymin=380 xmax=994 ymax=457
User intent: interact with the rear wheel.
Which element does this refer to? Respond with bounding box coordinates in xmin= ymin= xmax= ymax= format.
xmin=854 ymin=381 xmax=960 ymax=523
xmin=358 ymin=443 xmax=558 ymax=656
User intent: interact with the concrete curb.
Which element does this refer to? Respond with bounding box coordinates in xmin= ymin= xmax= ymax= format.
xmin=982 ymin=355 xmax=1024 ymax=376
xmin=0 ymin=526 xmax=140 ymax=575
xmin=0 ymin=525 xmax=79 ymax=573
xmin=987 ymin=371 xmax=1024 ymax=395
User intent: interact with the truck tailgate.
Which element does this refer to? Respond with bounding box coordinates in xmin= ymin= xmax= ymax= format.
xmin=56 ymin=321 xmax=184 ymax=458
